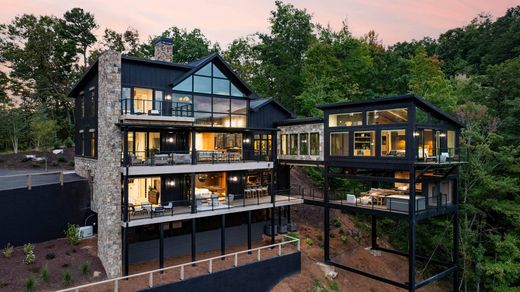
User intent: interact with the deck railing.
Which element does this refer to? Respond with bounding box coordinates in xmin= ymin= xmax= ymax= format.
xmin=122 ymin=149 xmax=273 ymax=167
xmin=56 ymin=235 xmax=300 ymax=292
xmin=416 ymin=147 xmax=467 ymax=163
xmin=121 ymin=98 xmax=193 ymax=117
xmin=0 ymin=171 xmax=67 ymax=190
xmin=125 ymin=187 xmax=302 ymax=222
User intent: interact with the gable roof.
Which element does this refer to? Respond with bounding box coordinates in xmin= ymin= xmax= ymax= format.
xmin=317 ymin=94 xmax=464 ymax=128
xmin=249 ymin=98 xmax=296 ymax=118
xmin=170 ymin=53 xmax=255 ymax=98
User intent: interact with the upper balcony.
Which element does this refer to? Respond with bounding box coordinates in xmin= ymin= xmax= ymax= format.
xmin=120 ymin=98 xmax=195 ymax=123
xmin=122 ymin=149 xmax=274 ymax=176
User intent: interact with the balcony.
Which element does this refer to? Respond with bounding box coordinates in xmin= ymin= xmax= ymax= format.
xmin=123 ymin=188 xmax=303 ymax=227
xmin=120 ymin=98 xmax=194 ymax=123
xmin=302 ymin=187 xmax=455 ymax=218
xmin=415 ymin=147 xmax=466 ymax=165
xmin=122 ymin=150 xmax=274 ymax=175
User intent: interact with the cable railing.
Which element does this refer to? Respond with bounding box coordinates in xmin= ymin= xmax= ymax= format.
xmin=415 ymin=147 xmax=467 ymax=163
xmin=57 ymin=235 xmax=300 ymax=292
xmin=122 ymin=149 xmax=273 ymax=167
xmin=120 ymin=98 xmax=193 ymax=117
xmin=124 ymin=187 xmax=303 ymax=222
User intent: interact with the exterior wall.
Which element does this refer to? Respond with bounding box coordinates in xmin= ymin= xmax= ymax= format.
xmin=278 ymin=123 xmax=324 ymax=162
xmin=95 ymin=51 xmax=123 ymax=278
xmin=249 ymin=102 xmax=293 ymax=129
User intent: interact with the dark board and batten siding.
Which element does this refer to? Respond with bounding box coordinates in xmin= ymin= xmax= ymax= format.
xmin=250 ymin=102 xmax=293 ymax=129
xmin=121 ymin=59 xmax=187 ymax=91
xmin=141 ymin=252 xmax=301 ymax=292
xmin=0 ymin=179 xmax=92 ymax=246
xmin=74 ymin=72 xmax=99 ymax=158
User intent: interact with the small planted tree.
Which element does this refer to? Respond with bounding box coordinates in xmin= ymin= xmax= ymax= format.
xmin=25 ymin=276 xmax=35 ymax=292
xmin=64 ymin=223 xmax=80 ymax=245
xmin=40 ymin=265 xmax=49 ymax=282
xmin=2 ymin=243 xmax=14 ymax=258
xmin=80 ymin=260 xmax=90 ymax=276
xmin=23 ymin=243 xmax=35 ymax=264
xmin=63 ymin=270 xmax=73 ymax=285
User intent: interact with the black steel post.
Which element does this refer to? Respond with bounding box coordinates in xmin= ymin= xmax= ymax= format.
xmin=221 ymin=214 xmax=226 ymax=258
xmin=191 ymin=129 xmax=196 ymax=164
xmin=324 ymin=165 xmax=330 ymax=262
xmin=122 ymin=226 xmax=129 ymax=276
xmin=287 ymin=205 xmax=291 ymax=224
xmin=191 ymin=218 xmax=196 ymax=263
xmin=409 ymin=165 xmax=417 ymax=292
xmin=278 ymin=207 xmax=282 ymax=227
xmin=371 ymin=215 xmax=377 ymax=250
xmin=270 ymin=207 xmax=275 ymax=244
xmin=159 ymin=223 xmax=164 ymax=271
xmin=123 ymin=128 xmax=129 ymax=222
xmin=191 ymin=173 xmax=196 ymax=213
xmin=247 ymin=210 xmax=252 ymax=253
xmin=453 ymin=177 xmax=460 ymax=292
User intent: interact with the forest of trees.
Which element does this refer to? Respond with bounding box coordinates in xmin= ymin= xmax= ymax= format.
xmin=0 ymin=2 xmax=519 ymax=290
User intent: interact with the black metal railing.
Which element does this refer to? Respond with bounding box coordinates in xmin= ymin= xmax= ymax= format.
xmin=123 ymin=186 xmax=304 ymax=222
xmin=120 ymin=98 xmax=193 ymax=117
xmin=416 ymin=147 xmax=467 ymax=163
xmin=121 ymin=149 xmax=273 ymax=166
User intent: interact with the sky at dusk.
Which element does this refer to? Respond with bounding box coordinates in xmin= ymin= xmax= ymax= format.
xmin=0 ymin=0 xmax=518 ymax=47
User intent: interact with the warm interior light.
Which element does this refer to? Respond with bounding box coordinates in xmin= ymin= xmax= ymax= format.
xmin=167 ymin=137 xmax=174 ymax=143
xmin=179 ymin=95 xmax=191 ymax=102
xmin=413 ymin=131 xmax=420 ymax=137
xmin=439 ymin=133 xmax=446 ymax=138
xmin=165 ymin=95 xmax=172 ymax=100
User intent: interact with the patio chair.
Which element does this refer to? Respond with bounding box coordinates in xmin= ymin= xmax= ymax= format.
xmin=141 ymin=202 xmax=152 ymax=213
xmin=227 ymin=194 xmax=234 ymax=205
xmin=163 ymin=202 xmax=173 ymax=211
xmin=346 ymin=194 xmax=356 ymax=204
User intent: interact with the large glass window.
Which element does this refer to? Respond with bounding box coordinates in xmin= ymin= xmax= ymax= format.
xmin=447 ymin=130 xmax=455 ymax=155
xmin=212 ymin=64 xmax=226 ymax=78
xmin=289 ymin=134 xmax=298 ymax=155
xmin=90 ymin=131 xmax=96 ymax=158
xmin=381 ymin=130 xmax=406 ymax=157
xmin=195 ymin=112 xmax=212 ymax=126
xmin=133 ymin=88 xmax=153 ymax=114
xmin=122 ymin=87 xmax=131 ymax=114
xmin=230 ymin=115 xmax=246 ymax=127
xmin=194 ymin=95 xmax=212 ymax=112
xmin=148 ymin=132 xmax=161 ymax=155
xmin=212 ymin=113 xmax=229 ymax=127
xmin=367 ymin=108 xmax=408 ymax=125
xmin=196 ymin=63 xmax=212 ymax=76
xmin=154 ymin=90 xmax=163 ymax=112
xmin=330 ymin=132 xmax=349 ymax=156
xmin=281 ymin=134 xmax=288 ymax=155
xmin=231 ymin=84 xmax=244 ymax=97
xmin=213 ymin=97 xmax=230 ymax=113
xmin=194 ymin=76 xmax=211 ymax=94
xmin=213 ymin=78 xmax=230 ymax=95
xmin=173 ymin=76 xmax=193 ymax=92
xmin=231 ymin=99 xmax=247 ymax=114
xmin=354 ymin=131 xmax=375 ymax=156
xmin=310 ymin=132 xmax=319 ymax=156
xmin=128 ymin=177 xmax=161 ymax=205
xmin=299 ymin=133 xmax=308 ymax=155
xmin=329 ymin=112 xmax=362 ymax=127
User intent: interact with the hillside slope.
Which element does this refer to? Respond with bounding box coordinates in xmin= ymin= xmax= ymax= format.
xmin=273 ymin=168 xmax=445 ymax=292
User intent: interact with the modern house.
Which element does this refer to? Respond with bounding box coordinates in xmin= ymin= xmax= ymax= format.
xmin=277 ymin=95 xmax=463 ymax=291
xmin=69 ymin=38 xmax=303 ymax=278
xmin=70 ymin=37 xmax=462 ymax=291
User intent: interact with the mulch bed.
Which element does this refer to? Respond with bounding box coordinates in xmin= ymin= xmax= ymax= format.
xmin=0 ymin=148 xmax=75 ymax=170
xmin=0 ymin=237 xmax=106 ymax=292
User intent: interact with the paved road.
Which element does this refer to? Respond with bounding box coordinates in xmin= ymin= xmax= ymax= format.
xmin=0 ymin=169 xmax=85 ymax=191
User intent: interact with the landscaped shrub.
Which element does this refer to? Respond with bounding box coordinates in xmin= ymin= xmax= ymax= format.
xmin=316 ymin=234 xmax=323 ymax=241
xmin=305 ymin=237 xmax=314 ymax=246
xmin=63 ymin=137 xmax=74 ymax=148
xmin=64 ymin=223 xmax=80 ymax=245
xmin=333 ymin=219 xmax=342 ymax=228
xmin=2 ymin=243 xmax=14 ymax=258
xmin=340 ymin=234 xmax=348 ymax=243
xmin=80 ymin=260 xmax=90 ymax=276
xmin=329 ymin=232 xmax=335 ymax=238
xmin=40 ymin=265 xmax=49 ymax=282
xmin=63 ymin=270 xmax=72 ymax=285
xmin=25 ymin=276 xmax=35 ymax=292
xmin=23 ymin=243 xmax=36 ymax=264
xmin=58 ymin=156 xmax=67 ymax=163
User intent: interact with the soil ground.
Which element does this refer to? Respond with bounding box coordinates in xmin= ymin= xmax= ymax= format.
xmin=0 ymin=148 xmax=75 ymax=171
xmin=0 ymin=238 xmax=106 ymax=292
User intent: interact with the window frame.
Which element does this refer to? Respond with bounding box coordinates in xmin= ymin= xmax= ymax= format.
xmin=330 ymin=132 xmax=350 ymax=157
xmin=353 ymin=131 xmax=376 ymax=157
xmin=310 ymin=132 xmax=320 ymax=156
xmin=299 ymin=133 xmax=309 ymax=155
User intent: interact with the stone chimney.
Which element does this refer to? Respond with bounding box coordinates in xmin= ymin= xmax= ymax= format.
xmin=154 ymin=37 xmax=173 ymax=62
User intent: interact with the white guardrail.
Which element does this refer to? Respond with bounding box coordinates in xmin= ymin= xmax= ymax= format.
xmin=57 ymin=235 xmax=300 ymax=292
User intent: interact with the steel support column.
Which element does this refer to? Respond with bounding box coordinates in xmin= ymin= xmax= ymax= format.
xmin=408 ymin=165 xmax=417 ymax=292
xmin=453 ymin=178 xmax=460 ymax=292
xmin=159 ymin=223 xmax=164 ymax=270
xmin=122 ymin=226 xmax=128 ymax=276
xmin=324 ymin=166 xmax=330 ymax=262
xmin=191 ymin=218 xmax=196 ymax=263
xmin=371 ymin=215 xmax=377 ymax=249
xmin=270 ymin=207 xmax=275 ymax=244
xmin=247 ymin=210 xmax=252 ymax=253
xmin=287 ymin=205 xmax=291 ymax=223
xmin=221 ymin=214 xmax=226 ymax=258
